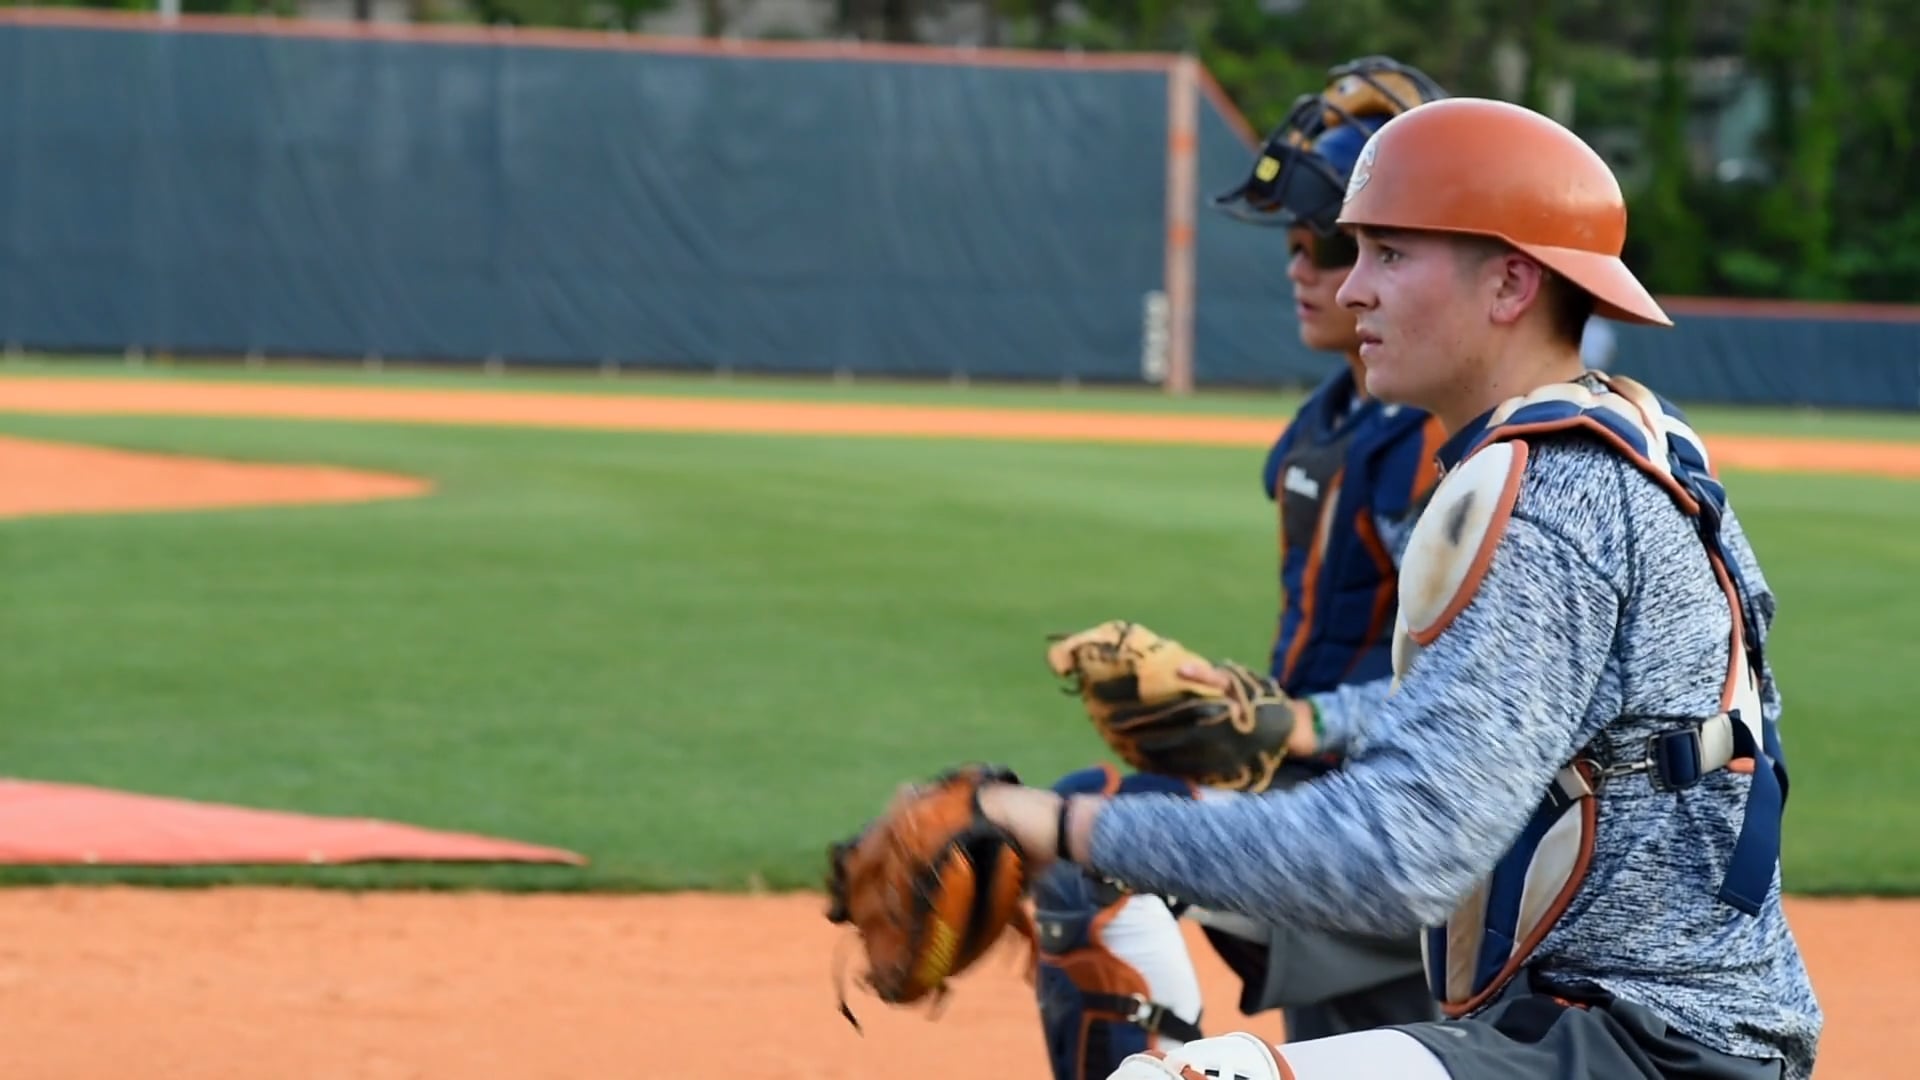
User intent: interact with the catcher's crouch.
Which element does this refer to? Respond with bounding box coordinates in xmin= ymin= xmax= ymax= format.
xmin=1027 ymin=56 xmax=1450 ymax=1080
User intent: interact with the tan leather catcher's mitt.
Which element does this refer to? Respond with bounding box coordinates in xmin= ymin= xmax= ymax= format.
xmin=1047 ymin=620 xmax=1295 ymax=793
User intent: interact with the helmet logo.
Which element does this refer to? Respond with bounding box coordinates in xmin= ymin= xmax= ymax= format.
xmin=1344 ymin=135 xmax=1380 ymax=203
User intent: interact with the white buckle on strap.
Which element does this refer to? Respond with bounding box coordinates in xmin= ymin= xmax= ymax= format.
xmin=1124 ymin=993 xmax=1169 ymax=1032
xmin=1698 ymin=711 xmax=1737 ymax=772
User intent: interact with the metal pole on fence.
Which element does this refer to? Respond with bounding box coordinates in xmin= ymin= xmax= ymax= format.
xmin=1160 ymin=54 xmax=1200 ymax=396
xmin=159 ymin=0 xmax=180 ymax=22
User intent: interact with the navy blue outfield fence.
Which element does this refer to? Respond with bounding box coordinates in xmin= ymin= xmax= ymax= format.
xmin=0 ymin=8 xmax=1915 ymax=410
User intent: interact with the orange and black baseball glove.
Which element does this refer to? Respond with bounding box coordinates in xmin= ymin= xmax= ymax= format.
xmin=825 ymin=763 xmax=1037 ymax=1029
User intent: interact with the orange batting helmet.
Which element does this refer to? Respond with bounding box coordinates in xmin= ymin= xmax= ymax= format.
xmin=1334 ymin=97 xmax=1672 ymax=328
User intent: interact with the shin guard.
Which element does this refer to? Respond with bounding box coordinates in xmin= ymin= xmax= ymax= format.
xmin=1034 ymin=767 xmax=1205 ymax=1080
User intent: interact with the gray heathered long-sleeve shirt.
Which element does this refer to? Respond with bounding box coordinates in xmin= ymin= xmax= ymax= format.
xmin=1087 ymin=435 xmax=1823 ymax=1078
xmin=1305 ymin=672 xmax=1391 ymax=757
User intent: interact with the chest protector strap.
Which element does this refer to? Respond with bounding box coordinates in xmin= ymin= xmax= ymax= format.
xmin=1392 ymin=374 xmax=1790 ymax=1018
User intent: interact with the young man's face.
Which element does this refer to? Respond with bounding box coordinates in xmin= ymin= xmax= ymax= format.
xmin=1285 ymin=226 xmax=1361 ymax=354
xmin=1334 ymin=227 xmax=1490 ymax=412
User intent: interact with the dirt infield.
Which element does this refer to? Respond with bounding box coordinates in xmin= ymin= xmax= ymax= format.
xmin=0 ymin=375 xmax=1911 ymax=1078
xmin=0 ymin=435 xmax=428 ymax=520
xmin=0 ymin=888 xmax=1900 ymax=1080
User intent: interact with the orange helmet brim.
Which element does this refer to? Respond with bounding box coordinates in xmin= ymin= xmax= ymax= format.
xmin=1514 ymin=242 xmax=1673 ymax=328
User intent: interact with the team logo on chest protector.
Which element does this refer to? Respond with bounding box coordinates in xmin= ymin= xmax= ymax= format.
xmin=1390 ymin=375 xmax=1786 ymax=1018
xmin=1275 ymin=420 xmax=1358 ymax=571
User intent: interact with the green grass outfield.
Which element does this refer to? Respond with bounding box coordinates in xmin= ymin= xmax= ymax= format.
xmin=3 ymin=357 xmax=1918 ymax=896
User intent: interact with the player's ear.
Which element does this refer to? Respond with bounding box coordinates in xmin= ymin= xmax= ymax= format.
xmin=1486 ymin=251 xmax=1549 ymax=328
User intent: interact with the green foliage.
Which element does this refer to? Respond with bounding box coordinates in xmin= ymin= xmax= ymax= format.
xmin=1633 ymin=0 xmax=1710 ymax=295
xmin=1026 ymin=0 xmax=1912 ymax=303
xmin=458 ymin=0 xmax=668 ymax=30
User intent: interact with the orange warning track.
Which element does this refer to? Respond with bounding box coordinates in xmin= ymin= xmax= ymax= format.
xmin=3 ymin=375 xmax=1918 ymax=478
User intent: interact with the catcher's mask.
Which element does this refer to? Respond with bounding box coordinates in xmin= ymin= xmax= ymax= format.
xmin=1213 ymin=55 xmax=1448 ymax=248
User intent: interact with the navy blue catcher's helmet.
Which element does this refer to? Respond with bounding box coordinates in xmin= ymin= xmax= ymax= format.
xmin=1213 ymin=55 xmax=1450 ymax=237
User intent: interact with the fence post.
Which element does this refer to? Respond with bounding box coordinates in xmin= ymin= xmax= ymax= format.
xmin=1162 ymin=54 xmax=1199 ymax=396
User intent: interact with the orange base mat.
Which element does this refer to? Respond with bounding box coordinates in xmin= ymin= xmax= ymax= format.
xmin=0 ymin=779 xmax=586 ymax=866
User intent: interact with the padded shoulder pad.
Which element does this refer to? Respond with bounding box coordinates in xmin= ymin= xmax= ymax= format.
xmin=1602 ymin=372 xmax=1716 ymax=479
xmin=1397 ymin=440 xmax=1529 ymax=649
xmin=1480 ymin=376 xmax=1712 ymax=513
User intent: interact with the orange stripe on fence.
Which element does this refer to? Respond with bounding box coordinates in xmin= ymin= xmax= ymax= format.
xmin=0 ymin=5 xmax=1180 ymax=72
xmin=1196 ymin=64 xmax=1260 ymax=148
xmin=1657 ymin=295 xmax=1920 ymax=323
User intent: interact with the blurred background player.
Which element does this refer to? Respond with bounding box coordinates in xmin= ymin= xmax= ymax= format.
xmin=1027 ymin=55 xmax=1451 ymax=1080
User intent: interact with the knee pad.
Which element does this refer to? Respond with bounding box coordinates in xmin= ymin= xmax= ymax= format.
xmin=1034 ymin=766 xmax=1205 ymax=1080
